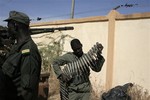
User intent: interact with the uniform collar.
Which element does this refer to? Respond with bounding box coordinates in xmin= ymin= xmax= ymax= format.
xmin=14 ymin=37 xmax=31 ymax=52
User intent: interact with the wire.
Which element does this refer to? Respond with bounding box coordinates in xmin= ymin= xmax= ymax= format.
xmin=113 ymin=3 xmax=139 ymax=10
xmin=31 ymin=7 xmax=111 ymax=22
xmin=31 ymin=3 xmax=150 ymax=22
xmin=1 ymin=2 xmax=150 ymax=23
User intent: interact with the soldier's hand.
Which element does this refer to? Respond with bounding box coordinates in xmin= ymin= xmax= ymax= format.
xmin=59 ymin=73 xmax=71 ymax=83
xmin=96 ymin=43 xmax=103 ymax=59
xmin=97 ymin=52 xmax=102 ymax=59
xmin=97 ymin=42 xmax=103 ymax=52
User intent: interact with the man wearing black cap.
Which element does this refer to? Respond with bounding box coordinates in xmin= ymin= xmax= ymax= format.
xmin=2 ymin=11 xmax=42 ymax=100
xmin=52 ymin=38 xmax=105 ymax=100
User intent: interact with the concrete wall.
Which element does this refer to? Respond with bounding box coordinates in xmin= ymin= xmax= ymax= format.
xmin=30 ymin=10 xmax=150 ymax=96
xmin=114 ymin=19 xmax=150 ymax=91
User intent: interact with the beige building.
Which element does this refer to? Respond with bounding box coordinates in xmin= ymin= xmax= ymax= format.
xmin=31 ymin=10 xmax=150 ymax=96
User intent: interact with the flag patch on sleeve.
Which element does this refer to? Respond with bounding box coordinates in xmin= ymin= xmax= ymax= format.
xmin=21 ymin=49 xmax=30 ymax=54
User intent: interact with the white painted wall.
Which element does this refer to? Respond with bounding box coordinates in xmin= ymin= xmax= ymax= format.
xmin=31 ymin=13 xmax=150 ymax=96
xmin=32 ymin=22 xmax=108 ymax=95
xmin=114 ymin=19 xmax=150 ymax=91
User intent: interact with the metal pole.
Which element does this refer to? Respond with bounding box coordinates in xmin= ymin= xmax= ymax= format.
xmin=71 ymin=0 xmax=75 ymax=19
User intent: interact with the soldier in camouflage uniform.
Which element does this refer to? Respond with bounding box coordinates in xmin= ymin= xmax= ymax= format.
xmin=2 ymin=11 xmax=42 ymax=100
xmin=52 ymin=39 xmax=105 ymax=100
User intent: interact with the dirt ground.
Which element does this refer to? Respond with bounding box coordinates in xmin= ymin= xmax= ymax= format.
xmin=48 ymin=94 xmax=60 ymax=100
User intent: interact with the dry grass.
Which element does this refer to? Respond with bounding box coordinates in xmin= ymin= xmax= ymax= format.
xmin=90 ymin=83 xmax=150 ymax=100
xmin=128 ymin=84 xmax=150 ymax=100
xmin=91 ymin=89 xmax=103 ymax=100
xmin=47 ymin=78 xmax=150 ymax=100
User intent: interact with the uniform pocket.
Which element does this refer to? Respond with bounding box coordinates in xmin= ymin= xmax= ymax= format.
xmin=2 ymin=62 xmax=15 ymax=77
xmin=2 ymin=53 xmax=21 ymax=77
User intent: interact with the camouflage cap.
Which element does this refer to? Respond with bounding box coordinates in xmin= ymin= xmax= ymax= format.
xmin=4 ymin=11 xmax=30 ymax=25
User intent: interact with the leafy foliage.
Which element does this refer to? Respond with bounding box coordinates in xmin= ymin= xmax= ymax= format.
xmin=37 ymin=34 xmax=73 ymax=74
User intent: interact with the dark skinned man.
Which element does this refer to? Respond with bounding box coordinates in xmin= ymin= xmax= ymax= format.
xmin=2 ymin=11 xmax=42 ymax=100
xmin=52 ymin=38 xmax=105 ymax=100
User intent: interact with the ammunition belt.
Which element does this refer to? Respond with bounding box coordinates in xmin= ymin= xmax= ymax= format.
xmin=63 ymin=42 xmax=103 ymax=77
xmin=59 ymin=42 xmax=103 ymax=100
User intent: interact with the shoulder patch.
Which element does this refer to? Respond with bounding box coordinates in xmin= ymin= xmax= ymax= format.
xmin=21 ymin=49 xmax=30 ymax=54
